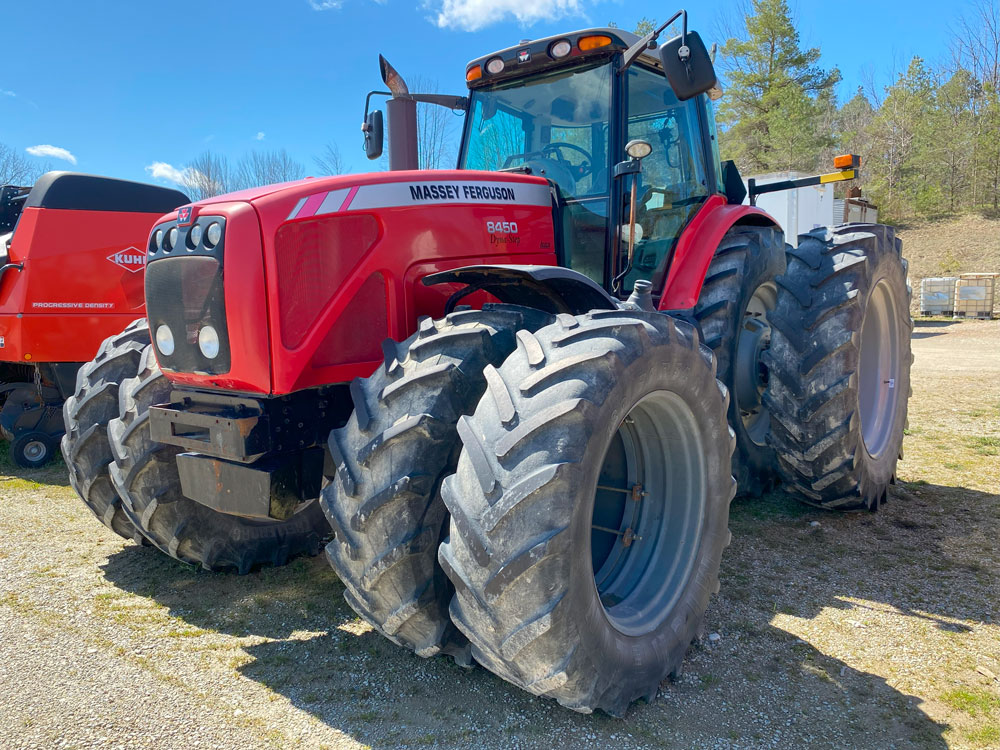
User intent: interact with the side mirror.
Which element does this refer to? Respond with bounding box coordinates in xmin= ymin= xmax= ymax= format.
xmin=659 ymin=31 xmax=717 ymax=102
xmin=363 ymin=110 xmax=384 ymax=161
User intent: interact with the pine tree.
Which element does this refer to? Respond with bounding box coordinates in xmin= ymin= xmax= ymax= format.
xmin=716 ymin=0 xmax=840 ymax=174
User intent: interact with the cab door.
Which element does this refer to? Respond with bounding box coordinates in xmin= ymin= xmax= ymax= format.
xmin=619 ymin=65 xmax=716 ymax=294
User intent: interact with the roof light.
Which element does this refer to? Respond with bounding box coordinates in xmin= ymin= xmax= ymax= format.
xmin=549 ymin=39 xmax=572 ymax=59
xmin=578 ymin=35 xmax=612 ymax=51
xmin=485 ymin=57 xmax=505 ymax=75
xmin=466 ymin=65 xmax=482 ymax=82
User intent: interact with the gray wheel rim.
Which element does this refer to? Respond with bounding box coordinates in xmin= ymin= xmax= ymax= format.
xmin=735 ymin=281 xmax=777 ymax=446
xmin=22 ymin=440 xmax=48 ymax=463
xmin=590 ymin=391 xmax=707 ymax=637
xmin=859 ymin=279 xmax=901 ymax=458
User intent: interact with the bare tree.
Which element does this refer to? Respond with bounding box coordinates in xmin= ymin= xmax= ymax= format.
xmin=186 ymin=151 xmax=235 ymax=200
xmin=0 ymin=143 xmax=46 ymax=186
xmin=234 ymin=149 xmax=306 ymax=190
xmin=410 ymin=76 xmax=460 ymax=170
xmin=314 ymin=143 xmax=345 ymax=175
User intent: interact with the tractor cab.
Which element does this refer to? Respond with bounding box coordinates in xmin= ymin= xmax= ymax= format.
xmin=459 ymin=28 xmax=721 ymax=294
xmin=367 ymin=17 xmax=722 ymax=300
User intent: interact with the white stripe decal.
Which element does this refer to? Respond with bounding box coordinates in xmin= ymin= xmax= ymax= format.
xmin=347 ymin=180 xmax=552 ymax=211
xmin=287 ymin=197 xmax=307 ymax=220
xmin=316 ymin=189 xmax=351 ymax=216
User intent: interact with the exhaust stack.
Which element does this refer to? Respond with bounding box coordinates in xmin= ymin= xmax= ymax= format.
xmin=379 ymin=55 xmax=418 ymax=171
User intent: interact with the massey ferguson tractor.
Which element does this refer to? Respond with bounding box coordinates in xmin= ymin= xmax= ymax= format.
xmin=64 ymin=13 xmax=912 ymax=716
xmin=0 ymin=172 xmax=187 ymax=468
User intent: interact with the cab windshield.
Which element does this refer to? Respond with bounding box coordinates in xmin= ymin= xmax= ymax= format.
xmin=460 ymin=63 xmax=612 ymax=201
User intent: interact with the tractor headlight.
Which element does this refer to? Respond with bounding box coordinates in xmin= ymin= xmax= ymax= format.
xmin=155 ymin=324 xmax=175 ymax=356
xmin=485 ymin=57 xmax=505 ymax=75
xmin=152 ymin=229 xmax=163 ymax=251
xmin=188 ymin=223 xmax=203 ymax=248
xmin=205 ymin=222 xmax=222 ymax=248
xmin=166 ymin=226 xmax=178 ymax=252
xmin=198 ymin=325 xmax=220 ymax=359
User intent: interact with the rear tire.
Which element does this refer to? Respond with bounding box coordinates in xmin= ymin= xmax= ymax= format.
xmin=438 ymin=311 xmax=736 ymax=715
xmin=61 ymin=318 xmax=149 ymax=541
xmin=322 ymin=305 xmax=554 ymax=661
xmin=694 ymin=225 xmax=786 ymax=496
xmin=109 ymin=345 xmax=329 ymax=572
xmin=763 ymin=224 xmax=913 ymax=510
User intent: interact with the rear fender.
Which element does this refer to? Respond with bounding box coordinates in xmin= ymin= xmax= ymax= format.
xmin=423 ymin=265 xmax=619 ymax=316
xmin=659 ymin=197 xmax=778 ymax=311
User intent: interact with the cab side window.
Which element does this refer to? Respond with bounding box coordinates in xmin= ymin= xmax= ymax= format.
xmin=624 ymin=66 xmax=710 ymax=291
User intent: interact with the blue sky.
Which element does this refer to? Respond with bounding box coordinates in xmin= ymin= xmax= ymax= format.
xmin=1 ymin=0 xmax=953 ymax=190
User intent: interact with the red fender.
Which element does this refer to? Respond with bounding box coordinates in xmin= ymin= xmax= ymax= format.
xmin=658 ymin=196 xmax=778 ymax=311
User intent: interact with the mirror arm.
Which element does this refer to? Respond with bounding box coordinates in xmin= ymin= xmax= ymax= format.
xmin=619 ymin=8 xmax=687 ymax=74
xmin=363 ymin=90 xmax=391 ymax=122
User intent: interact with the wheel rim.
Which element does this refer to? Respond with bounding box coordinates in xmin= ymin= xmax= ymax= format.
xmin=590 ymin=390 xmax=706 ymax=637
xmin=22 ymin=440 xmax=48 ymax=463
xmin=735 ymin=282 xmax=777 ymax=446
xmin=859 ymin=279 xmax=901 ymax=457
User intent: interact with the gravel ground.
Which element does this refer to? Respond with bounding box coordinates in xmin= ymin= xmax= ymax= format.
xmin=1 ymin=319 xmax=997 ymax=750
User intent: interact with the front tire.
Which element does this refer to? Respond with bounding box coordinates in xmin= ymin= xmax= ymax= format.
xmin=108 ymin=345 xmax=330 ymax=572
xmin=61 ymin=318 xmax=150 ymax=541
xmin=322 ymin=305 xmax=553 ymax=661
xmin=438 ymin=311 xmax=736 ymax=715
xmin=763 ymin=224 xmax=913 ymax=510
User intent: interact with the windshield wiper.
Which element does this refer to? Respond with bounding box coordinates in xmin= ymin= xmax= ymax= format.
xmin=498 ymin=165 xmax=532 ymax=174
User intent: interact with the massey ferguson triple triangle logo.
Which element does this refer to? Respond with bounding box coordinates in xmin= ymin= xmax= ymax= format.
xmin=107 ymin=246 xmax=145 ymax=273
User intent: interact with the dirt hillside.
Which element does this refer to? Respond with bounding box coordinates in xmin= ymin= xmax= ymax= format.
xmin=896 ymin=215 xmax=1000 ymax=315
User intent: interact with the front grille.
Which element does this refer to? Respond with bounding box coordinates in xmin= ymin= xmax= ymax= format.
xmin=146 ymin=255 xmax=231 ymax=374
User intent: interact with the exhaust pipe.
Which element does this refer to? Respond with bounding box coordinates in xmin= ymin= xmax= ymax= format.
xmin=379 ymin=55 xmax=418 ymax=171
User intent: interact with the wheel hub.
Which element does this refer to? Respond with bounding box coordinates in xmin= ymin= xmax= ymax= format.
xmin=859 ymin=279 xmax=901 ymax=458
xmin=589 ymin=391 xmax=706 ymax=636
xmin=735 ymin=282 xmax=777 ymax=446
xmin=22 ymin=440 xmax=47 ymax=462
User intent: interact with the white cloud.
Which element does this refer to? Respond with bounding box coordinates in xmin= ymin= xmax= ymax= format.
xmin=145 ymin=161 xmax=205 ymax=190
xmin=308 ymin=0 xmax=342 ymax=9
xmin=0 ymin=90 xmax=14 ymax=97
xmin=255 ymin=131 xmax=265 ymax=141
xmin=26 ymin=144 xmax=77 ymax=164
xmin=432 ymin=0 xmax=584 ymax=31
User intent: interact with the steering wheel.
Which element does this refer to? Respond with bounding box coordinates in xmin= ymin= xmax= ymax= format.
xmin=540 ymin=142 xmax=594 ymax=177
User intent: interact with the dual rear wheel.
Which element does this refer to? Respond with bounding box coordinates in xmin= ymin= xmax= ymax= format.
xmin=323 ymin=307 xmax=735 ymax=715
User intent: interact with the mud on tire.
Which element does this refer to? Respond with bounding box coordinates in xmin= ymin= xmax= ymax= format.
xmin=322 ymin=305 xmax=554 ymax=661
xmin=62 ymin=318 xmax=150 ymax=541
xmin=109 ymin=345 xmax=329 ymax=572
xmin=438 ymin=311 xmax=736 ymax=716
xmin=694 ymin=225 xmax=786 ymax=496
xmin=763 ymin=224 xmax=913 ymax=510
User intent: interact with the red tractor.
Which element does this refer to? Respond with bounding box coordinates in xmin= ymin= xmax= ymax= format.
xmin=0 ymin=172 xmax=187 ymax=467
xmin=65 ymin=14 xmax=912 ymax=715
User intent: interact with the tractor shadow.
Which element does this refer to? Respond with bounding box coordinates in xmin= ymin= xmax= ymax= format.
xmin=98 ymin=489 xmax=976 ymax=747
xmin=101 ymin=542 xmax=351 ymax=641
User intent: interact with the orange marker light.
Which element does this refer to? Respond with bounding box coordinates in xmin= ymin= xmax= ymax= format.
xmin=578 ymin=35 xmax=613 ymax=51
xmin=466 ymin=65 xmax=482 ymax=82
xmin=834 ymin=154 xmax=859 ymax=169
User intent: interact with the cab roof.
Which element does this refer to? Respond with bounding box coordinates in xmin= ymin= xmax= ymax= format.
xmin=465 ymin=27 xmax=663 ymax=88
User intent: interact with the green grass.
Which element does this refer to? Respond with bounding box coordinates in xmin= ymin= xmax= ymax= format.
xmin=941 ymin=688 xmax=1000 ymax=717
xmin=967 ymin=436 xmax=1000 ymax=456
xmin=966 ymin=724 xmax=1000 ymax=746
